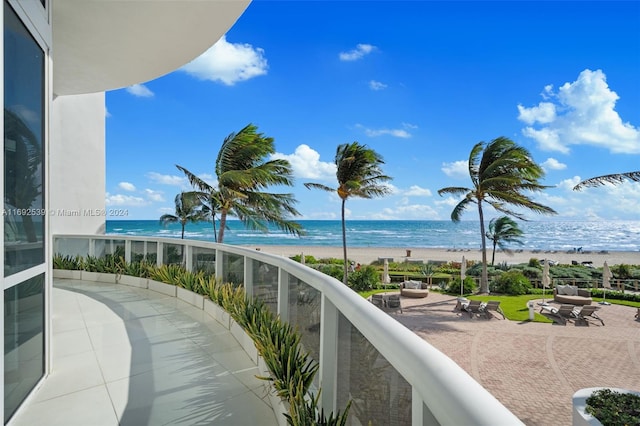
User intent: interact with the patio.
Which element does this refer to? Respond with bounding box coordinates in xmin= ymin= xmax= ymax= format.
xmin=392 ymin=293 xmax=640 ymax=426
xmin=11 ymin=279 xmax=277 ymax=426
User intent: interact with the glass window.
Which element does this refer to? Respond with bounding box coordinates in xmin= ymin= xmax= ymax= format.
xmin=4 ymin=274 xmax=45 ymax=423
xmin=4 ymin=1 xmax=45 ymax=276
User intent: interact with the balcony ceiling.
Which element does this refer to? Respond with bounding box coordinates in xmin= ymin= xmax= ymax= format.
xmin=52 ymin=0 xmax=250 ymax=96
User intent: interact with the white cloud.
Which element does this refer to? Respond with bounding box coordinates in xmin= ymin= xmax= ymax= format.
xmin=126 ymin=84 xmax=154 ymax=97
xmin=157 ymin=207 xmax=174 ymax=215
xmin=435 ymin=196 xmax=460 ymax=207
xmin=339 ymin=43 xmax=377 ymax=61
xmin=355 ymin=123 xmax=414 ymax=138
xmin=118 ymin=182 xmax=136 ymax=192
xmin=272 ymin=144 xmax=336 ymax=179
xmin=369 ymin=80 xmax=387 ymax=91
xmin=541 ymin=158 xmax=567 ymax=171
xmin=404 ymin=185 xmax=432 ymax=197
xmin=517 ymin=101 xmax=555 ymax=125
xmin=146 ymin=172 xmax=187 ymax=186
xmin=105 ymin=193 xmax=147 ymax=207
xmin=518 ymin=69 xmax=640 ymax=153
xmin=379 ymin=204 xmax=440 ymax=220
xmin=441 ymin=160 xmax=468 ymax=179
xmin=180 ymin=35 xmax=267 ymax=85
xmin=144 ymin=189 xmax=165 ymax=202
xmin=557 ymin=176 xmax=582 ymax=191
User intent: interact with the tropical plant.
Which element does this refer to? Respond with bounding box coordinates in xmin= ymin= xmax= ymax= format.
xmin=586 ymin=388 xmax=640 ymax=426
xmin=159 ymin=191 xmax=208 ymax=239
xmin=305 ymin=142 xmax=392 ymax=284
xmin=437 ymin=137 xmax=556 ymax=293
xmin=485 ymin=216 xmax=525 ymax=265
xmin=177 ymin=124 xmax=303 ymax=243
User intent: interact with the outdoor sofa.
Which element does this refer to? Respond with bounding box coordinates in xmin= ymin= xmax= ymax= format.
xmin=553 ymin=285 xmax=592 ymax=306
xmin=400 ymin=280 xmax=429 ymax=298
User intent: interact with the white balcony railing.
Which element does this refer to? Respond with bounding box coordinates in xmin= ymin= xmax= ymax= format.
xmin=53 ymin=234 xmax=523 ymax=426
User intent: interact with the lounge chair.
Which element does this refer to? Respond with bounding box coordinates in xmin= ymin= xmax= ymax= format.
xmin=573 ymin=305 xmax=604 ymax=326
xmin=480 ymin=301 xmax=505 ymax=320
xmin=540 ymin=304 xmax=575 ymax=325
xmin=462 ymin=300 xmax=483 ymax=318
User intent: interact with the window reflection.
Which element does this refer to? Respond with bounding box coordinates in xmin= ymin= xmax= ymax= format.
xmin=4 ymin=275 xmax=45 ymax=423
xmin=4 ymin=2 xmax=45 ymax=276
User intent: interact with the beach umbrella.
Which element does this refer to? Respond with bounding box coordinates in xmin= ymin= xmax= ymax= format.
xmin=600 ymin=261 xmax=612 ymax=305
xmin=538 ymin=260 xmax=550 ymax=306
xmin=460 ymin=256 xmax=466 ymax=296
xmin=383 ymin=258 xmax=391 ymax=287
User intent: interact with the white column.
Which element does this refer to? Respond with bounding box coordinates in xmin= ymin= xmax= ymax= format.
xmin=318 ymin=295 xmax=339 ymax=414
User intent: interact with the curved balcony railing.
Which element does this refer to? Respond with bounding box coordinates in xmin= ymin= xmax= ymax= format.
xmin=53 ymin=234 xmax=523 ymax=426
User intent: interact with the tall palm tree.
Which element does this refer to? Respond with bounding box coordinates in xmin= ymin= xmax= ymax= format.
xmin=305 ymin=142 xmax=392 ymax=284
xmin=437 ymin=137 xmax=556 ymax=293
xmin=159 ymin=192 xmax=207 ymax=239
xmin=178 ymin=124 xmax=302 ymax=243
xmin=573 ymin=171 xmax=640 ymax=190
xmin=485 ymin=216 xmax=524 ymax=266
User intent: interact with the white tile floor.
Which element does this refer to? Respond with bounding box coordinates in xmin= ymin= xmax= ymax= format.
xmin=10 ymin=279 xmax=278 ymax=426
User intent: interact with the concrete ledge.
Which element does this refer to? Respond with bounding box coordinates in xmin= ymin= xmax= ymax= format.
xmin=148 ymin=279 xmax=176 ymax=297
xmin=177 ymin=287 xmax=205 ymax=309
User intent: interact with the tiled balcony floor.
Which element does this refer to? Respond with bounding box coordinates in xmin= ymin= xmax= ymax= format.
xmin=11 ymin=279 xmax=278 ymax=426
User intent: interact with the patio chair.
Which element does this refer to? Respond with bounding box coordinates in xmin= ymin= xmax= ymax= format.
xmin=480 ymin=300 xmax=505 ymax=320
xmin=462 ymin=299 xmax=483 ymax=318
xmin=573 ymin=305 xmax=604 ymax=326
xmin=371 ymin=294 xmax=385 ymax=309
xmin=540 ymin=304 xmax=575 ymax=325
xmin=386 ymin=294 xmax=403 ymax=314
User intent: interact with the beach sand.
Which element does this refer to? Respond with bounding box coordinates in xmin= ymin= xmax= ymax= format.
xmin=247 ymin=245 xmax=640 ymax=267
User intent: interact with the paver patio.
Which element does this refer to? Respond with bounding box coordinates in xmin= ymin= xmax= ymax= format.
xmin=392 ymin=292 xmax=640 ymax=426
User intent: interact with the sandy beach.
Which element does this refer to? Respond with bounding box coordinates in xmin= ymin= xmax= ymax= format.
xmin=247 ymin=245 xmax=640 ymax=267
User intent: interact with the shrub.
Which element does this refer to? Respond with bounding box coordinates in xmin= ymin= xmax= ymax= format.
xmin=314 ymin=264 xmax=344 ymax=281
xmin=348 ymin=265 xmax=379 ymax=291
xmin=586 ymin=388 xmax=640 ymax=426
xmin=491 ymin=270 xmax=531 ymax=295
xmin=528 ymin=258 xmax=541 ymax=268
xmin=446 ymin=277 xmax=476 ymax=295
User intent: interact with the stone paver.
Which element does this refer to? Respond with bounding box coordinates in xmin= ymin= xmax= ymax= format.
xmin=391 ymin=293 xmax=640 ymax=426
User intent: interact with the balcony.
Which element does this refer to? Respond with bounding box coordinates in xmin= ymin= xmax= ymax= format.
xmin=11 ymin=277 xmax=276 ymax=425
xmin=37 ymin=234 xmax=522 ymax=425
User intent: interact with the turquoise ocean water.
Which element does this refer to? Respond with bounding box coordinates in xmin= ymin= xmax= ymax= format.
xmin=106 ymin=220 xmax=640 ymax=252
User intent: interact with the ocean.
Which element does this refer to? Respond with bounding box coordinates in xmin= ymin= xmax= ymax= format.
xmin=105 ymin=220 xmax=640 ymax=252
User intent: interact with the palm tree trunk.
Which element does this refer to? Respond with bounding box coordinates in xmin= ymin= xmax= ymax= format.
xmin=212 ymin=214 xmax=218 ymax=243
xmin=341 ymin=198 xmax=348 ymax=285
xmin=181 ymin=223 xmax=185 ymax=239
xmin=478 ymin=201 xmax=489 ymax=293
xmin=491 ymin=240 xmax=497 ymax=266
xmin=218 ymin=209 xmax=228 ymax=243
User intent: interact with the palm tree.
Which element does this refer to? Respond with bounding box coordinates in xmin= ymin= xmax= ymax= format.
xmin=305 ymin=142 xmax=392 ymax=284
xmin=485 ymin=216 xmax=524 ymax=266
xmin=178 ymin=124 xmax=302 ymax=243
xmin=437 ymin=137 xmax=556 ymax=293
xmin=573 ymin=171 xmax=640 ymax=190
xmin=160 ymin=192 xmax=207 ymax=239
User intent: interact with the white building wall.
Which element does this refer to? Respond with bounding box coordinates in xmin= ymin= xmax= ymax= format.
xmin=49 ymin=93 xmax=106 ymax=235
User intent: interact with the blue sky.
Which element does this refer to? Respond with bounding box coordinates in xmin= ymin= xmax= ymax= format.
xmin=105 ymin=1 xmax=640 ymax=222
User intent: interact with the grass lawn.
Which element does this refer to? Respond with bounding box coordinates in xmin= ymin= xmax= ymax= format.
xmin=359 ymin=289 xmax=639 ymax=323
xmin=466 ymin=294 xmax=553 ymax=323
